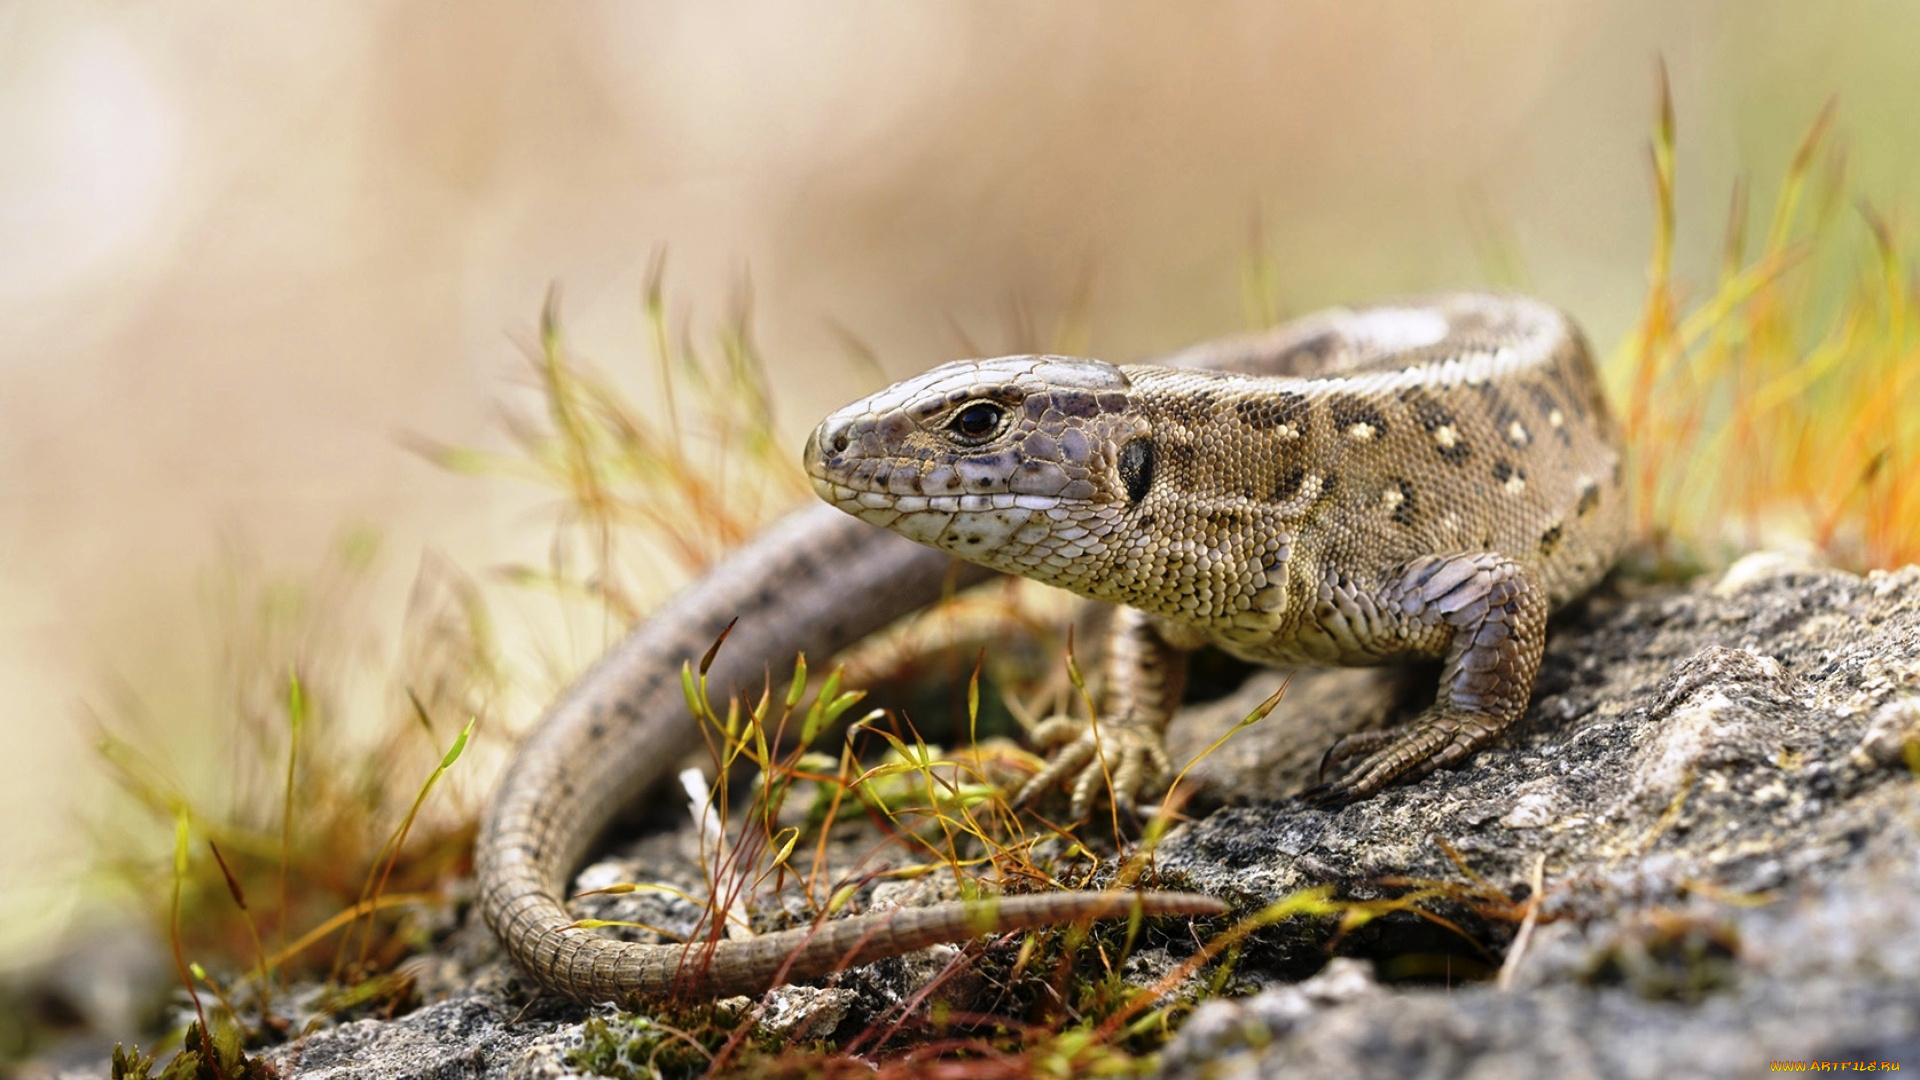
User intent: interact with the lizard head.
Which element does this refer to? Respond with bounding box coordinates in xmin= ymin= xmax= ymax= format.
xmin=804 ymin=356 xmax=1152 ymax=574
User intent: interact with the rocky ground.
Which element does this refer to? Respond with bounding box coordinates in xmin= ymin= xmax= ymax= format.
xmin=26 ymin=552 xmax=1920 ymax=1078
xmin=1155 ymin=551 xmax=1920 ymax=1078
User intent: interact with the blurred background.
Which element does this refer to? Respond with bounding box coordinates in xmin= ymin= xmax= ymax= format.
xmin=1 ymin=0 xmax=1915 ymax=993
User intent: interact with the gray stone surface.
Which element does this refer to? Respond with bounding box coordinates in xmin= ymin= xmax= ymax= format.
xmin=1154 ymin=553 xmax=1920 ymax=1077
xmin=260 ymin=998 xmax=581 ymax=1080
xmin=289 ymin=555 xmax=1920 ymax=1077
xmin=34 ymin=553 xmax=1915 ymax=1078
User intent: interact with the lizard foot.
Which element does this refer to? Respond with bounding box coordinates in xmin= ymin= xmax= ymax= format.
xmin=1013 ymin=715 xmax=1173 ymax=821
xmin=1300 ymin=709 xmax=1486 ymax=808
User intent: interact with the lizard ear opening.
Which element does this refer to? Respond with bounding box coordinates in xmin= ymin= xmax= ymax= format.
xmin=1117 ymin=437 xmax=1156 ymax=504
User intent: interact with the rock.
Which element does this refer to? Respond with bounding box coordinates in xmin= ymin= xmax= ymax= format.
xmin=64 ymin=554 xmax=1918 ymax=1078
xmin=1154 ymin=556 xmax=1920 ymax=1077
xmin=258 ymin=998 xmax=579 ymax=1080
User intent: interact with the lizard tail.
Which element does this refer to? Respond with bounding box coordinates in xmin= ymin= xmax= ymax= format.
xmin=475 ymin=503 xmax=1224 ymax=1003
xmin=493 ymin=886 xmax=1228 ymax=1004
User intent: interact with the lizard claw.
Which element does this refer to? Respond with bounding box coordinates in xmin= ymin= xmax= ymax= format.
xmin=1028 ymin=715 xmax=1088 ymax=751
xmin=1298 ymin=779 xmax=1360 ymax=810
xmin=1299 ymin=709 xmax=1484 ymax=807
xmin=1014 ymin=718 xmax=1173 ymax=821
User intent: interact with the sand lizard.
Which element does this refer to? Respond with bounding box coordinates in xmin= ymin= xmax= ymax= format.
xmin=806 ymin=292 xmax=1625 ymax=815
xmin=476 ymin=291 xmax=1622 ymax=1004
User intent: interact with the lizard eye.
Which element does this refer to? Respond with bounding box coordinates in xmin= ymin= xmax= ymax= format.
xmin=948 ymin=402 xmax=1004 ymax=442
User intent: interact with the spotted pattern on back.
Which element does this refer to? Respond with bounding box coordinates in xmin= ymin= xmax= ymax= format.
xmin=806 ymin=293 xmax=1626 ymax=661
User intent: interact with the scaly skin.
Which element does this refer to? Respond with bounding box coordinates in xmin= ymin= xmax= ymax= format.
xmin=805 ymin=292 xmax=1626 ymax=816
xmin=475 ymin=502 xmax=1225 ymax=1005
xmin=478 ymin=291 xmax=1622 ymax=1005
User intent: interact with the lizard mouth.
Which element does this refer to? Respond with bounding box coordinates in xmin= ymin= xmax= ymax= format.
xmin=806 ymin=464 xmax=1066 ymax=551
xmin=803 ymin=430 xmax=1081 ymax=559
xmin=805 ymin=422 xmax=1071 ymax=506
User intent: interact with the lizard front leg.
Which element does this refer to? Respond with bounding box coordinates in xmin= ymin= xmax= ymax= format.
xmin=1015 ymin=605 xmax=1192 ymax=820
xmin=1305 ymin=551 xmax=1549 ymax=806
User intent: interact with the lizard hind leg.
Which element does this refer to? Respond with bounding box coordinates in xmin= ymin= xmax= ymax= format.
xmin=1303 ymin=552 xmax=1549 ymax=808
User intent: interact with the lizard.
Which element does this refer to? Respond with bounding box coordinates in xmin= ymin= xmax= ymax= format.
xmin=475 ymin=290 xmax=1622 ymax=1005
xmin=804 ymin=291 xmax=1625 ymax=817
